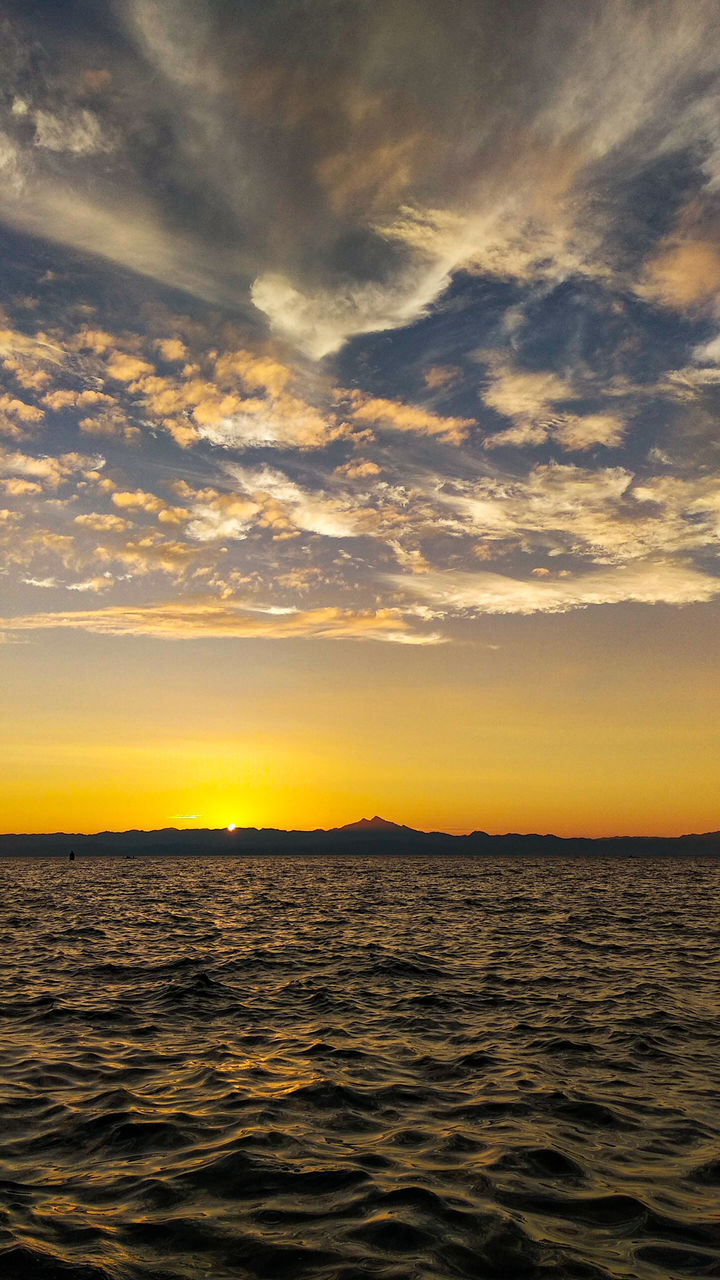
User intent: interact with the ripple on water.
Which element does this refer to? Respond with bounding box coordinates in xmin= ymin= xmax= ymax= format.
xmin=0 ymin=854 xmax=719 ymax=1280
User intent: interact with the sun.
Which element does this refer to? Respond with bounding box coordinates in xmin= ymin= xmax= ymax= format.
xmin=227 ymin=823 xmax=236 ymax=832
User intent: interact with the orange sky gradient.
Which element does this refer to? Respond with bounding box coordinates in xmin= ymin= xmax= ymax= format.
xmin=3 ymin=2 xmax=720 ymax=842
xmin=3 ymin=602 xmax=719 ymax=838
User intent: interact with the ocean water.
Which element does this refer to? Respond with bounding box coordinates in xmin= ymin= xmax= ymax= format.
xmin=0 ymin=855 xmax=718 ymax=1280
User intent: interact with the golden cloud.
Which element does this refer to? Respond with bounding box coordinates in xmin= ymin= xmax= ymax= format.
xmin=106 ymin=353 xmax=155 ymax=381
xmin=0 ymin=392 xmax=44 ymax=423
xmin=213 ymin=348 xmax=292 ymax=398
xmin=155 ymin=337 xmax=188 ymax=362
xmin=642 ymin=238 xmax=720 ymax=309
xmin=0 ymin=446 xmax=102 ymax=489
xmin=347 ymin=391 xmax=473 ymax=444
xmin=1 ymin=477 xmax=43 ymax=496
xmin=335 ymin=459 xmax=382 ymax=479
xmin=0 ymin=598 xmax=442 ymax=643
xmin=43 ymin=389 xmax=114 ymax=411
xmin=111 ymin=489 xmax=164 ymax=514
xmin=73 ymin=512 xmax=133 ymax=532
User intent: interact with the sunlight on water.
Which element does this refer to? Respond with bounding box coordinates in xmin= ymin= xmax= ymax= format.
xmin=0 ymin=855 xmax=719 ymax=1280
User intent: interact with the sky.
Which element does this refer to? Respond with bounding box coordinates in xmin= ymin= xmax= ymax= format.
xmin=1 ymin=0 xmax=720 ymax=836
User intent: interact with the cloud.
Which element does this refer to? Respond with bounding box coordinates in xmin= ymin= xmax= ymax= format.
xmin=22 ymin=572 xmax=113 ymax=593
xmin=0 ymin=446 xmax=103 ymax=489
xmin=251 ymin=264 xmax=453 ymax=359
xmin=67 ymin=576 xmax=112 ymax=592
xmin=0 ymin=391 xmax=45 ymax=440
xmin=642 ymin=237 xmax=720 ymax=308
xmin=481 ymin=364 xmax=572 ymax=421
xmin=79 ymin=414 xmax=141 ymax=443
xmin=111 ymin=489 xmax=165 ymax=514
xmin=693 ymin=333 xmax=720 ymax=364
xmin=0 ymin=322 xmax=64 ymax=368
xmin=129 ymin=350 xmax=341 ymax=450
xmin=346 ymin=391 xmax=474 ymax=444
xmin=2 ymin=477 xmax=43 ymax=496
xmin=246 ymin=0 xmax=720 ymax=350
xmin=552 ymin=414 xmax=626 ymax=452
xmin=195 ymin=399 xmax=339 ymax=451
xmin=390 ymin=560 xmax=720 ymax=616
xmin=335 ymin=459 xmax=382 ymax=480
xmin=92 ymin=534 xmax=201 ymax=577
xmin=0 ymin=180 xmax=251 ymax=311
xmin=74 ymin=512 xmax=132 ymax=533
xmin=0 ymin=598 xmax=442 ymax=643
xmin=155 ymin=338 xmax=188 ymax=362
xmin=181 ymin=489 xmax=259 ymax=542
xmin=227 ymin=467 xmax=368 ymax=539
xmin=43 ymin=389 xmax=114 ymax=411
xmin=479 ymin=358 xmax=626 ymax=452
xmin=435 ymin=461 xmax=720 ymax=564
xmin=213 ymin=350 xmax=291 ymax=399
xmin=0 ymin=393 xmax=44 ymax=423
xmin=22 ymin=576 xmax=58 ymax=589
xmin=106 ymin=354 xmax=155 ymax=382
xmin=0 ymin=130 xmax=25 ymax=196
xmin=423 ymin=365 xmax=461 ymax=389
xmin=33 ymin=109 xmax=112 ymax=156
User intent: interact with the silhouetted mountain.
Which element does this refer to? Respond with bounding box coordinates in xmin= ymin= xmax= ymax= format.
xmin=339 ymin=816 xmax=414 ymax=833
xmin=1 ymin=821 xmax=720 ymax=858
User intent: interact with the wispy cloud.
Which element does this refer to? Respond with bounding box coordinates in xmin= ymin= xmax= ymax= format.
xmin=0 ymin=599 xmax=443 ymax=644
xmin=0 ymin=0 xmax=718 ymax=354
xmin=390 ymin=561 xmax=720 ymax=616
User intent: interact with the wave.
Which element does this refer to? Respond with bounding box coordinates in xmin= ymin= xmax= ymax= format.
xmin=0 ymin=853 xmax=718 ymax=1279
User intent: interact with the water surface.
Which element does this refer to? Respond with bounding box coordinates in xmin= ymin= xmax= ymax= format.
xmin=1 ymin=855 xmax=719 ymax=1279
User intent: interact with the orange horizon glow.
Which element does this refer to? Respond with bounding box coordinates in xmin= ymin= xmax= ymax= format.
xmin=3 ymin=604 xmax=719 ymax=842
xmin=4 ymin=729 xmax=719 ymax=839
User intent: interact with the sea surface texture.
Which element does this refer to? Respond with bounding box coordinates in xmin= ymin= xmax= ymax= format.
xmin=1 ymin=855 xmax=718 ymax=1280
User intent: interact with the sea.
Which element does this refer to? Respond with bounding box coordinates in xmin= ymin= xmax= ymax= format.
xmin=0 ymin=854 xmax=718 ymax=1280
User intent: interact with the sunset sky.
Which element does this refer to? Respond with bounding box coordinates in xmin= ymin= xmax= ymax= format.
xmin=2 ymin=0 xmax=720 ymax=836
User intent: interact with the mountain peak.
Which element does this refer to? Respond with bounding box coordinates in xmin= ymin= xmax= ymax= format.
xmin=338 ymin=815 xmax=412 ymax=832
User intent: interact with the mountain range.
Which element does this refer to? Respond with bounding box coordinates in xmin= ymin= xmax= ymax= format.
xmin=1 ymin=817 xmax=719 ymax=857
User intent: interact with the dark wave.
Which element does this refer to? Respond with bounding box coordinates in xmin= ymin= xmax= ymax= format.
xmin=1 ymin=854 xmax=719 ymax=1279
